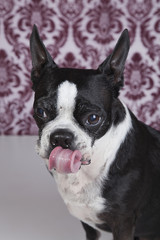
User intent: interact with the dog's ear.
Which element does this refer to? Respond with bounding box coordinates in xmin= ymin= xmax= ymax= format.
xmin=98 ymin=29 xmax=130 ymax=91
xmin=30 ymin=25 xmax=57 ymax=90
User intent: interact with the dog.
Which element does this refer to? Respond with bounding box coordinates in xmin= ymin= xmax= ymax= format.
xmin=30 ymin=25 xmax=160 ymax=240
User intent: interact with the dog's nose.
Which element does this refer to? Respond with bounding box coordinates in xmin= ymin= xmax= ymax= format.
xmin=50 ymin=129 xmax=74 ymax=149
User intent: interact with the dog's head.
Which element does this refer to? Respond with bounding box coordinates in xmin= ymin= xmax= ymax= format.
xmin=30 ymin=26 xmax=130 ymax=175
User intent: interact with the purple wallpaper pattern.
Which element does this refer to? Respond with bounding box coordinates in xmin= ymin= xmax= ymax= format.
xmin=0 ymin=0 xmax=160 ymax=135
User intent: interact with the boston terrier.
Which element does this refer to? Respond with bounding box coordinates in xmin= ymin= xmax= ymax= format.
xmin=30 ymin=25 xmax=160 ymax=240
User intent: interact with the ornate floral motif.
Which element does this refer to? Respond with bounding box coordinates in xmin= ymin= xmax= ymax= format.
xmin=16 ymin=112 xmax=38 ymax=135
xmin=60 ymin=52 xmax=83 ymax=68
xmin=0 ymin=0 xmax=14 ymax=17
xmin=17 ymin=0 xmax=56 ymax=38
xmin=124 ymin=53 xmax=154 ymax=100
xmin=154 ymin=8 xmax=160 ymax=33
xmin=58 ymin=0 xmax=83 ymax=21
xmin=0 ymin=0 xmax=160 ymax=134
xmin=0 ymin=50 xmax=21 ymax=97
xmin=127 ymin=0 xmax=152 ymax=21
xmin=86 ymin=0 xmax=124 ymax=44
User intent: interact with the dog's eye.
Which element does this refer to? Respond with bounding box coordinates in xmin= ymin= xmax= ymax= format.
xmin=37 ymin=108 xmax=47 ymax=118
xmin=86 ymin=114 xmax=101 ymax=125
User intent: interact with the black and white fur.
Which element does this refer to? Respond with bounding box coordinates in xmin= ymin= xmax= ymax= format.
xmin=30 ymin=25 xmax=160 ymax=240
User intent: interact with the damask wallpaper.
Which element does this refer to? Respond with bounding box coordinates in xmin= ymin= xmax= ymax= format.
xmin=0 ymin=0 xmax=160 ymax=135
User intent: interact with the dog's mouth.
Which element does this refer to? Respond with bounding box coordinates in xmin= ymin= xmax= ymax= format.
xmin=48 ymin=146 xmax=91 ymax=174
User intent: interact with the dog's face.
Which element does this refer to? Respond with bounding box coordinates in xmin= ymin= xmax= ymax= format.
xmin=30 ymin=26 xmax=130 ymax=174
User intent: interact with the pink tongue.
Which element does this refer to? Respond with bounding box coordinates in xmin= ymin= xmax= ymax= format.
xmin=49 ymin=146 xmax=82 ymax=174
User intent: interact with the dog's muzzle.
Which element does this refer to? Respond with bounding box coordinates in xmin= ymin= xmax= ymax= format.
xmin=48 ymin=129 xmax=91 ymax=174
xmin=50 ymin=129 xmax=74 ymax=149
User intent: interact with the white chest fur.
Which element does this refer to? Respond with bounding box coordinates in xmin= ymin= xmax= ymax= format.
xmin=50 ymin=103 xmax=132 ymax=228
xmin=54 ymin=167 xmax=106 ymax=227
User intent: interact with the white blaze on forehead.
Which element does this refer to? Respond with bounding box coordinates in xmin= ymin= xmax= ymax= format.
xmin=36 ymin=80 xmax=92 ymax=159
xmin=57 ymin=81 xmax=77 ymax=115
